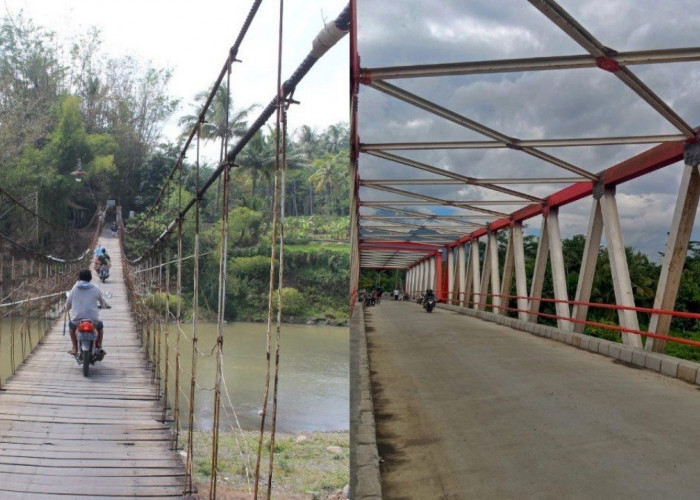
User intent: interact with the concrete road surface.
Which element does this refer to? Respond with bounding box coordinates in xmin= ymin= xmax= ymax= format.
xmin=364 ymin=300 xmax=700 ymax=499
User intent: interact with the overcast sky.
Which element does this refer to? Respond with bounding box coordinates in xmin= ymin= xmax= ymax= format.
xmin=2 ymin=0 xmax=348 ymax=158
xmin=356 ymin=0 xmax=700 ymax=259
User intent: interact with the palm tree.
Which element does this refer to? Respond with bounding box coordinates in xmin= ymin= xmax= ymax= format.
xmin=236 ymin=129 xmax=276 ymax=202
xmin=319 ymin=122 xmax=349 ymax=154
xmin=308 ymin=151 xmax=347 ymax=215
xmin=178 ymin=82 xmax=258 ymax=163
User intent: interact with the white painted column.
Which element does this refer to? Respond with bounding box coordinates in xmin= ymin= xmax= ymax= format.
xmin=447 ymin=247 xmax=455 ymax=304
xmin=512 ymin=223 xmax=529 ymax=321
xmin=429 ymin=256 xmax=436 ymax=291
xmin=470 ymin=239 xmax=481 ymax=310
xmin=488 ymin=231 xmax=501 ymax=314
xmin=547 ymin=208 xmax=572 ymax=331
xmin=458 ymin=244 xmax=466 ymax=307
xmin=528 ymin=217 xmax=549 ymax=322
xmin=418 ymin=261 xmax=427 ymax=294
xmin=647 ymin=164 xmax=700 ymax=352
xmin=500 ymin=228 xmax=515 ymax=316
xmin=600 ymin=188 xmax=643 ymax=348
xmin=572 ymin=198 xmax=604 ymax=334
xmin=479 ymin=237 xmax=492 ymax=311
xmin=412 ymin=266 xmax=418 ymax=295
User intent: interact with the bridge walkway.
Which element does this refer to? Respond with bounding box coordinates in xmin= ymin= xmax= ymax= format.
xmin=0 ymin=231 xmax=187 ymax=498
xmin=364 ymin=300 xmax=700 ymax=499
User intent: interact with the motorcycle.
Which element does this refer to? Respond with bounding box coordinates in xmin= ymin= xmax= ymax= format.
xmin=74 ymin=319 xmax=105 ymax=377
xmin=423 ymin=290 xmax=436 ymax=313
xmin=99 ymin=263 xmax=109 ymax=283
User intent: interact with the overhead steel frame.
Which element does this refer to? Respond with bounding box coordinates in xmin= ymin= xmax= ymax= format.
xmin=350 ymin=0 xmax=700 ymax=352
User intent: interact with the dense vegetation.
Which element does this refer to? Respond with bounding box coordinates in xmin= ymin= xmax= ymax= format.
xmin=0 ymin=12 xmax=350 ymax=324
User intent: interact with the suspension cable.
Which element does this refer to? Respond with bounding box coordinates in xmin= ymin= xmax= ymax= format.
xmin=267 ymin=76 xmax=290 ymax=500
xmin=254 ymin=0 xmax=286 ymax=496
xmin=209 ymin=59 xmax=233 ymax=499
xmin=184 ymin=122 xmax=202 ymax=495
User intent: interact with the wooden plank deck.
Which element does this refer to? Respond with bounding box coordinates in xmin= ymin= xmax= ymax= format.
xmin=0 ymin=232 xmax=187 ymax=498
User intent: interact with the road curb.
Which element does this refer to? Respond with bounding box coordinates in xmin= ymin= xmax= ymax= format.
xmin=350 ymin=305 xmax=383 ymax=499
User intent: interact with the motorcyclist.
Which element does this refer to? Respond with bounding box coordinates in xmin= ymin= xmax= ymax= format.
xmin=423 ymin=288 xmax=436 ymax=309
xmin=95 ymin=250 xmax=111 ymax=272
xmin=62 ymin=269 xmax=111 ymax=355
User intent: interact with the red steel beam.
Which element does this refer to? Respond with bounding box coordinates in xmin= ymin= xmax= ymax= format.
xmin=360 ymin=241 xmax=444 ymax=252
xmin=445 ymin=140 xmax=687 ymax=249
xmin=371 ymin=136 xmax=689 ymax=270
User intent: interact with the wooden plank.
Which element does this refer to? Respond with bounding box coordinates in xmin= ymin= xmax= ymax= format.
xmin=0 ymin=483 xmax=185 ymax=497
xmin=0 ymin=455 xmax=184 ymax=468
xmin=0 ymin=463 xmax=184 ymax=477
xmin=0 ymin=473 xmax=185 ymax=487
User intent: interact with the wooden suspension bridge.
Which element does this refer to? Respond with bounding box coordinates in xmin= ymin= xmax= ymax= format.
xmin=0 ymin=231 xmax=187 ymax=498
xmin=0 ymin=2 xmax=351 ymax=497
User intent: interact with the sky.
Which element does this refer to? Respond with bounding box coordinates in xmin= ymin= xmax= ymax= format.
xmin=2 ymin=0 xmax=349 ymax=160
xmin=355 ymin=0 xmax=700 ymax=260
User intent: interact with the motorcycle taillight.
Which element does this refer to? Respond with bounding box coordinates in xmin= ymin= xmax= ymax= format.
xmin=77 ymin=321 xmax=94 ymax=332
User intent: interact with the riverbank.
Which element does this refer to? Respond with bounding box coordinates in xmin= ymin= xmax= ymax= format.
xmin=191 ymin=430 xmax=349 ymax=499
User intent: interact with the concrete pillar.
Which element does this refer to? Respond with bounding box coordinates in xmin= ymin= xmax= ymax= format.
xmin=447 ymin=247 xmax=455 ymax=304
xmin=458 ymin=244 xmax=466 ymax=307
xmin=647 ymin=164 xmax=700 ymax=351
xmin=479 ymin=236 xmax=492 ymax=311
xmin=528 ymin=216 xmax=549 ymax=322
xmin=419 ymin=261 xmax=425 ymax=293
xmin=547 ymin=209 xmax=572 ymax=331
xmin=500 ymin=228 xmax=515 ymax=316
xmin=600 ymin=188 xmax=643 ymax=348
xmin=512 ymin=223 xmax=529 ymax=321
xmin=572 ymin=198 xmax=604 ymax=334
xmin=469 ymin=239 xmax=481 ymax=310
xmin=488 ymin=231 xmax=501 ymax=314
xmin=429 ymin=256 xmax=436 ymax=292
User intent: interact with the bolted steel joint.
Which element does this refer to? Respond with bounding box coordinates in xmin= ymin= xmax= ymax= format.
xmin=683 ymin=141 xmax=700 ymax=167
xmin=592 ymin=178 xmax=605 ymax=200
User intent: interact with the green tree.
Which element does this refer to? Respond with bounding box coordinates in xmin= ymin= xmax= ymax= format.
xmin=178 ymin=82 xmax=258 ymax=162
xmin=0 ymin=13 xmax=64 ymax=170
xmin=308 ymin=151 xmax=348 ymax=215
xmin=237 ymin=129 xmax=276 ymax=202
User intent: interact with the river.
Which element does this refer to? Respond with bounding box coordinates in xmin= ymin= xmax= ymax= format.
xmin=0 ymin=319 xmax=349 ymax=433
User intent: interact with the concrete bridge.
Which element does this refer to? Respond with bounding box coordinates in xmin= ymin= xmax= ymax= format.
xmin=351 ymin=300 xmax=700 ymax=498
xmin=349 ymin=2 xmax=700 ymax=497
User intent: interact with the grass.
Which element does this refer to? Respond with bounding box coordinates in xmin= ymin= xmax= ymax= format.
xmin=191 ymin=430 xmax=348 ymax=499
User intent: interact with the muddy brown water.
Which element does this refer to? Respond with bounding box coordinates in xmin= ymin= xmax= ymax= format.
xmin=0 ymin=319 xmax=348 ymax=433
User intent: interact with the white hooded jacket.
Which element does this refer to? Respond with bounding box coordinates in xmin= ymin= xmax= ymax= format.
xmin=64 ymin=280 xmax=110 ymax=322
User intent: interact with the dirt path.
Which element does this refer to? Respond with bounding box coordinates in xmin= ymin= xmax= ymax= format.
xmin=365 ymin=301 xmax=700 ymax=498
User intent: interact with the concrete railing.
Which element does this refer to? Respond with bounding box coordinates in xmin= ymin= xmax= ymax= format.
xmin=349 ymin=304 xmax=383 ymax=499
xmin=439 ymin=303 xmax=700 ymax=387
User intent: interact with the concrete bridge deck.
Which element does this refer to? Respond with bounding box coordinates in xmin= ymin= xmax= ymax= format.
xmin=364 ymin=300 xmax=700 ymax=499
xmin=0 ymin=232 xmax=186 ymax=498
